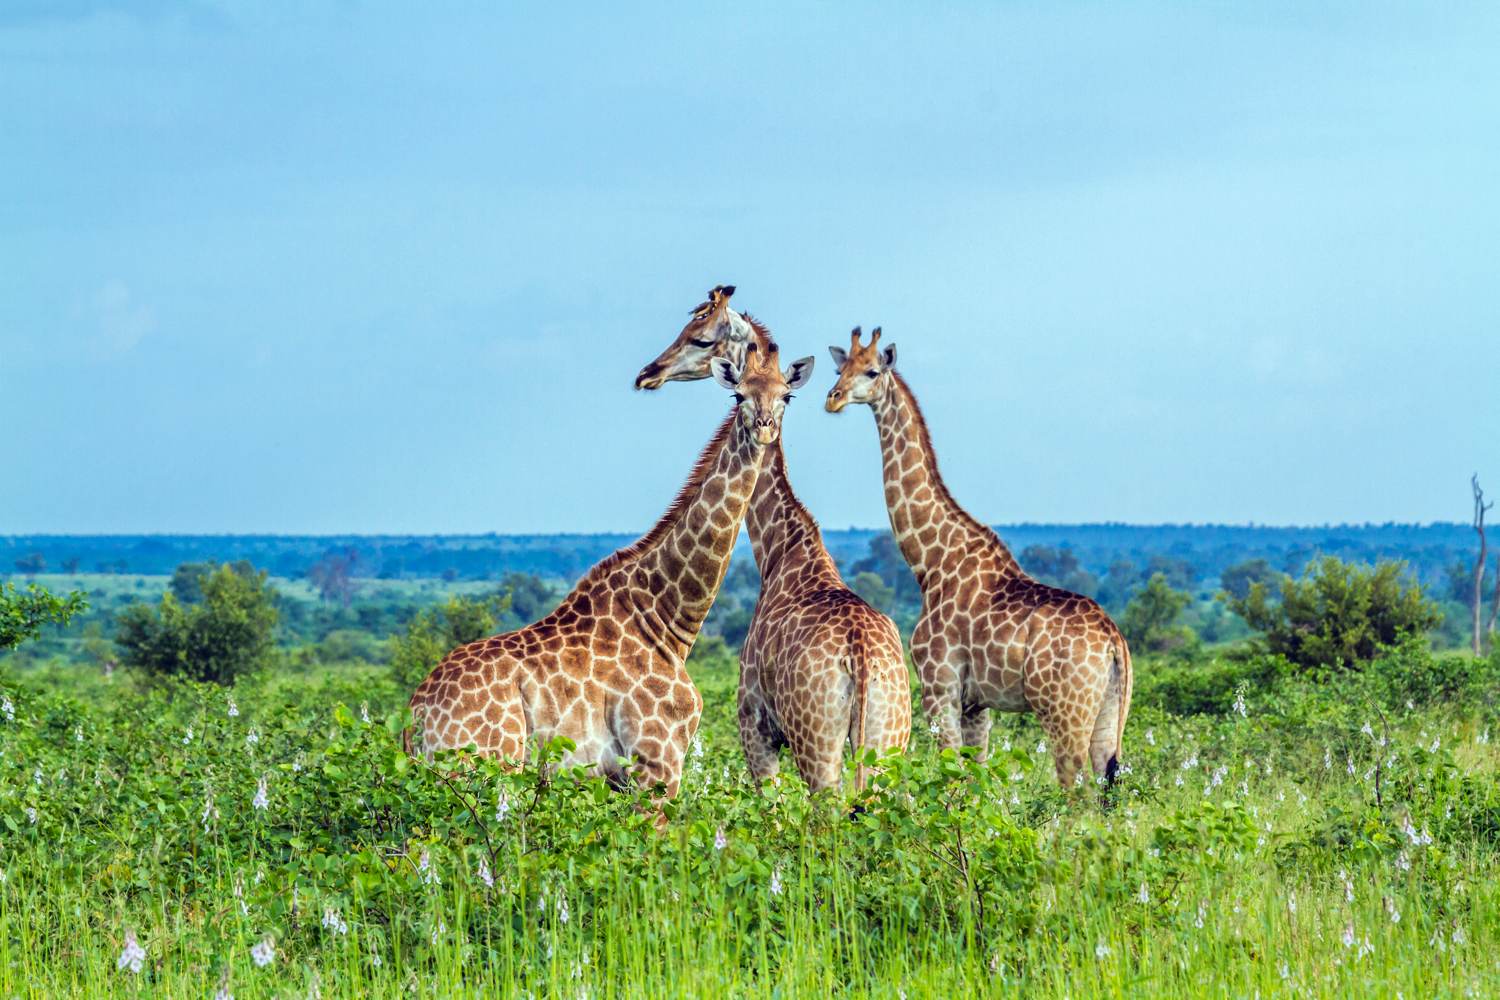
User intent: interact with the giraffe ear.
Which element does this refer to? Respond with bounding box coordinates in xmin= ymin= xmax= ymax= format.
xmin=828 ymin=345 xmax=848 ymax=369
xmin=725 ymin=311 xmax=751 ymax=342
xmin=709 ymin=356 xmax=741 ymax=391
xmin=880 ymin=343 xmax=897 ymax=370
xmin=783 ymin=356 xmax=815 ymax=391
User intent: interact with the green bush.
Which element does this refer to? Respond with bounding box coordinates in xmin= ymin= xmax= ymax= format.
xmin=1227 ymin=555 xmax=1442 ymax=671
xmin=114 ymin=564 xmax=278 ymax=684
xmin=389 ymin=592 xmax=510 ymax=689
xmin=1120 ymin=572 xmax=1196 ymax=654
xmin=0 ymin=582 xmax=86 ymax=650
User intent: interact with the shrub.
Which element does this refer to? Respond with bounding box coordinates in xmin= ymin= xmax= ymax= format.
xmin=114 ymin=563 xmax=278 ymax=683
xmin=0 ymin=583 xmax=86 ymax=650
xmin=1120 ymin=573 xmax=1196 ymax=654
xmin=390 ymin=592 xmax=511 ymax=689
xmin=1227 ymin=556 xmax=1441 ymax=671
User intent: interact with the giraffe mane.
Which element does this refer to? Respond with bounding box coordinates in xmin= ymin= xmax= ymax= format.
xmin=890 ymin=371 xmax=1023 ymax=575
xmin=581 ymin=412 xmax=739 ymax=579
xmin=737 ymin=312 xmax=775 ymax=350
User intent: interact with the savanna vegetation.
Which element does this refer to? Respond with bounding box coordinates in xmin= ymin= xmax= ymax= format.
xmin=2 ymin=529 xmax=1499 ymax=997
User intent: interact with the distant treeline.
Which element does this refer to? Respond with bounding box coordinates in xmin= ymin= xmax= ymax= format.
xmin=2 ymin=523 xmax=1477 ymax=591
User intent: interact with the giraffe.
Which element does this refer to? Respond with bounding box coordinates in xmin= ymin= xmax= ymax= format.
xmin=407 ymin=340 xmax=814 ymax=812
xmin=825 ymin=327 xmax=1133 ymax=787
xmin=635 ymin=287 xmax=911 ymax=792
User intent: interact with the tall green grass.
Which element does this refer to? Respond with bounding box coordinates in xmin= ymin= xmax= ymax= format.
xmin=1 ymin=653 xmax=1497 ymax=998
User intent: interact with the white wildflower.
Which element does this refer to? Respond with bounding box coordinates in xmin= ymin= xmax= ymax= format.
xmin=1232 ymin=691 xmax=1247 ymax=717
xmin=117 ymin=929 xmax=146 ymax=973
xmin=360 ymin=701 xmax=371 ymax=724
xmin=1278 ymin=962 xmax=1290 ymax=982
xmin=1035 ymin=739 xmax=1047 ymax=755
xmin=74 ymin=726 xmax=84 ymax=743
xmin=250 ymin=938 xmax=274 ymax=967
xmin=1323 ymin=747 xmax=1332 ymax=770
xmin=214 ymin=986 xmax=233 ymax=1000
xmin=1174 ymin=774 xmax=1184 ymax=788
xmin=1094 ymin=941 xmax=1112 ymax=959
xmin=1478 ymin=730 xmax=1490 ymax=746
xmin=1145 ymin=728 xmax=1155 ymax=746
xmin=1452 ymin=925 xmax=1467 ymax=946
xmin=182 ymin=727 xmax=193 ymax=745
xmin=714 ymin=827 xmax=727 ymax=851
xmin=227 ymin=696 xmax=239 ymax=718
xmin=0 ymin=696 xmax=14 ymax=722
xmin=33 ymin=766 xmax=42 ymax=787
xmin=1135 ymin=882 xmax=1149 ymax=904
xmin=1180 ymin=752 xmax=1199 ymax=771
xmin=321 ymin=907 xmax=348 ymax=935
xmin=1385 ymin=896 xmax=1400 ymax=924
xmin=495 ymin=791 xmax=512 ymax=823
xmin=1193 ymin=902 xmax=1205 ymax=929
xmin=1286 ymin=891 xmax=1296 ymax=915
xmin=25 ymin=806 xmax=37 ymax=825
xmin=252 ymin=776 xmax=269 ymax=811
xmin=1429 ymin=737 xmax=1440 ymax=753
xmin=1395 ymin=851 xmax=1412 ymax=873
xmin=1360 ymin=721 xmax=1375 ymax=739
xmin=1357 ymin=934 xmax=1374 ymax=960
xmin=927 ymin=720 xmax=940 ymax=737
xmin=477 ymin=856 xmax=494 ymax=888
xmin=246 ymin=729 xmax=260 ymax=746
xmin=769 ymin=866 xmax=784 ymax=897
xmin=557 ymin=894 xmax=570 ymax=923
xmin=1342 ymin=924 xmax=1356 ymax=949
xmin=690 ymin=734 xmax=704 ymax=761
xmin=418 ymin=849 xmax=439 ymax=885
xmin=201 ymin=792 xmax=219 ymax=831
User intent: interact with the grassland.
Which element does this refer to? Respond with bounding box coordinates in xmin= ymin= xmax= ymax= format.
xmin=2 ymin=638 xmax=1498 ymax=997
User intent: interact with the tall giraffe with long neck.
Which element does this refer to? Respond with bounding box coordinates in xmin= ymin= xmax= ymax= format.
xmin=408 ymin=342 xmax=813 ymax=809
xmin=636 ymin=288 xmax=910 ymax=791
xmin=826 ymin=327 xmax=1132 ymax=787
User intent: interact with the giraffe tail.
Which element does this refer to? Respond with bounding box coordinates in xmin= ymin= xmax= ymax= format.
xmin=1103 ymin=636 xmax=1134 ymax=785
xmin=848 ymin=641 xmax=872 ymax=793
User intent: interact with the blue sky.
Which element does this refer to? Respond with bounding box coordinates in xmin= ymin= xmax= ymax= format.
xmin=2 ymin=3 xmax=1497 ymax=534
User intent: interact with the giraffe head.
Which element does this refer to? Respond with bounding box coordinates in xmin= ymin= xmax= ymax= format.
xmin=634 ymin=284 xmax=756 ymax=390
xmin=824 ymin=326 xmax=897 ymax=413
xmin=711 ymin=341 xmax=815 ymax=445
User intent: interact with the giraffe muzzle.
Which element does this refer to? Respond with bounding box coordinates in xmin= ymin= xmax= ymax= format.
xmin=825 ymin=389 xmax=847 ymax=413
xmin=634 ymin=363 xmax=666 ymax=390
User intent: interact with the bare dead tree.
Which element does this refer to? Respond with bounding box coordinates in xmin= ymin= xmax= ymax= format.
xmin=1473 ymin=474 xmax=1494 ymax=657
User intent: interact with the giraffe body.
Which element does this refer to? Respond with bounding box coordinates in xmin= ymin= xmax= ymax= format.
xmin=410 ymin=344 xmax=811 ymax=805
xmin=737 ymin=443 xmax=911 ymax=791
xmin=636 ymin=289 xmax=911 ymax=791
xmin=827 ymin=328 xmax=1132 ymax=786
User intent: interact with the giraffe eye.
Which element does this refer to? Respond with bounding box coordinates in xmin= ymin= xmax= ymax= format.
xmin=864 ymin=369 xmax=880 ymax=378
xmin=690 ymin=338 xmax=715 ymax=348
xmin=782 ymin=394 xmax=794 ymax=403
xmin=732 ymin=392 xmax=744 ymax=403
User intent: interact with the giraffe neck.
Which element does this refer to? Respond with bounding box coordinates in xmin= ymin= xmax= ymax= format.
xmin=869 ymin=372 xmax=1021 ymax=586
xmin=622 ymin=412 xmax=764 ymax=657
xmin=746 ymin=440 xmax=841 ymax=588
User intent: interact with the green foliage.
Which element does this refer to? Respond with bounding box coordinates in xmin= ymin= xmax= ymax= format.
xmin=1120 ymin=572 xmax=1195 ymax=653
xmin=169 ymin=559 xmax=257 ymax=604
xmin=848 ymin=571 xmax=895 ymax=614
xmin=114 ymin=564 xmax=279 ymax=684
xmin=389 ymin=591 xmax=511 ymax=689
xmin=1228 ymin=556 xmax=1443 ymax=671
xmin=1018 ymin=544 xmax=1099 ymax=598
xmin=500 ymin=571 xmax=559 ymax=625
xmin=1 ymin=658 xmax=1496 ymax=997
xmin=0 ymin=583 xmax=87 ymax=650
xmin=1219 ymin=557 xmax=1278 ymax=601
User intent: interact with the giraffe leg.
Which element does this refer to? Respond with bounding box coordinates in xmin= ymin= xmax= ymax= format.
xmin=1033 ymin=702 xmax=1092 ymax=790
xmin=737 ymin=686 xmax=783 ymax=785
xmin=789 ymin=717 xmax=845 ymax=795
xmin=960 ymin=702 xmax=993 ymax=760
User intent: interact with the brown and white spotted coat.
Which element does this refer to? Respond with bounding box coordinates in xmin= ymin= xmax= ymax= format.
xmin=826 ymin=327 xmax=1132 ymax=787
xmin=408 ymin=343 xmax=811 ymax=808
xmin=636 ymin=287 xmax=911 ymax=791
